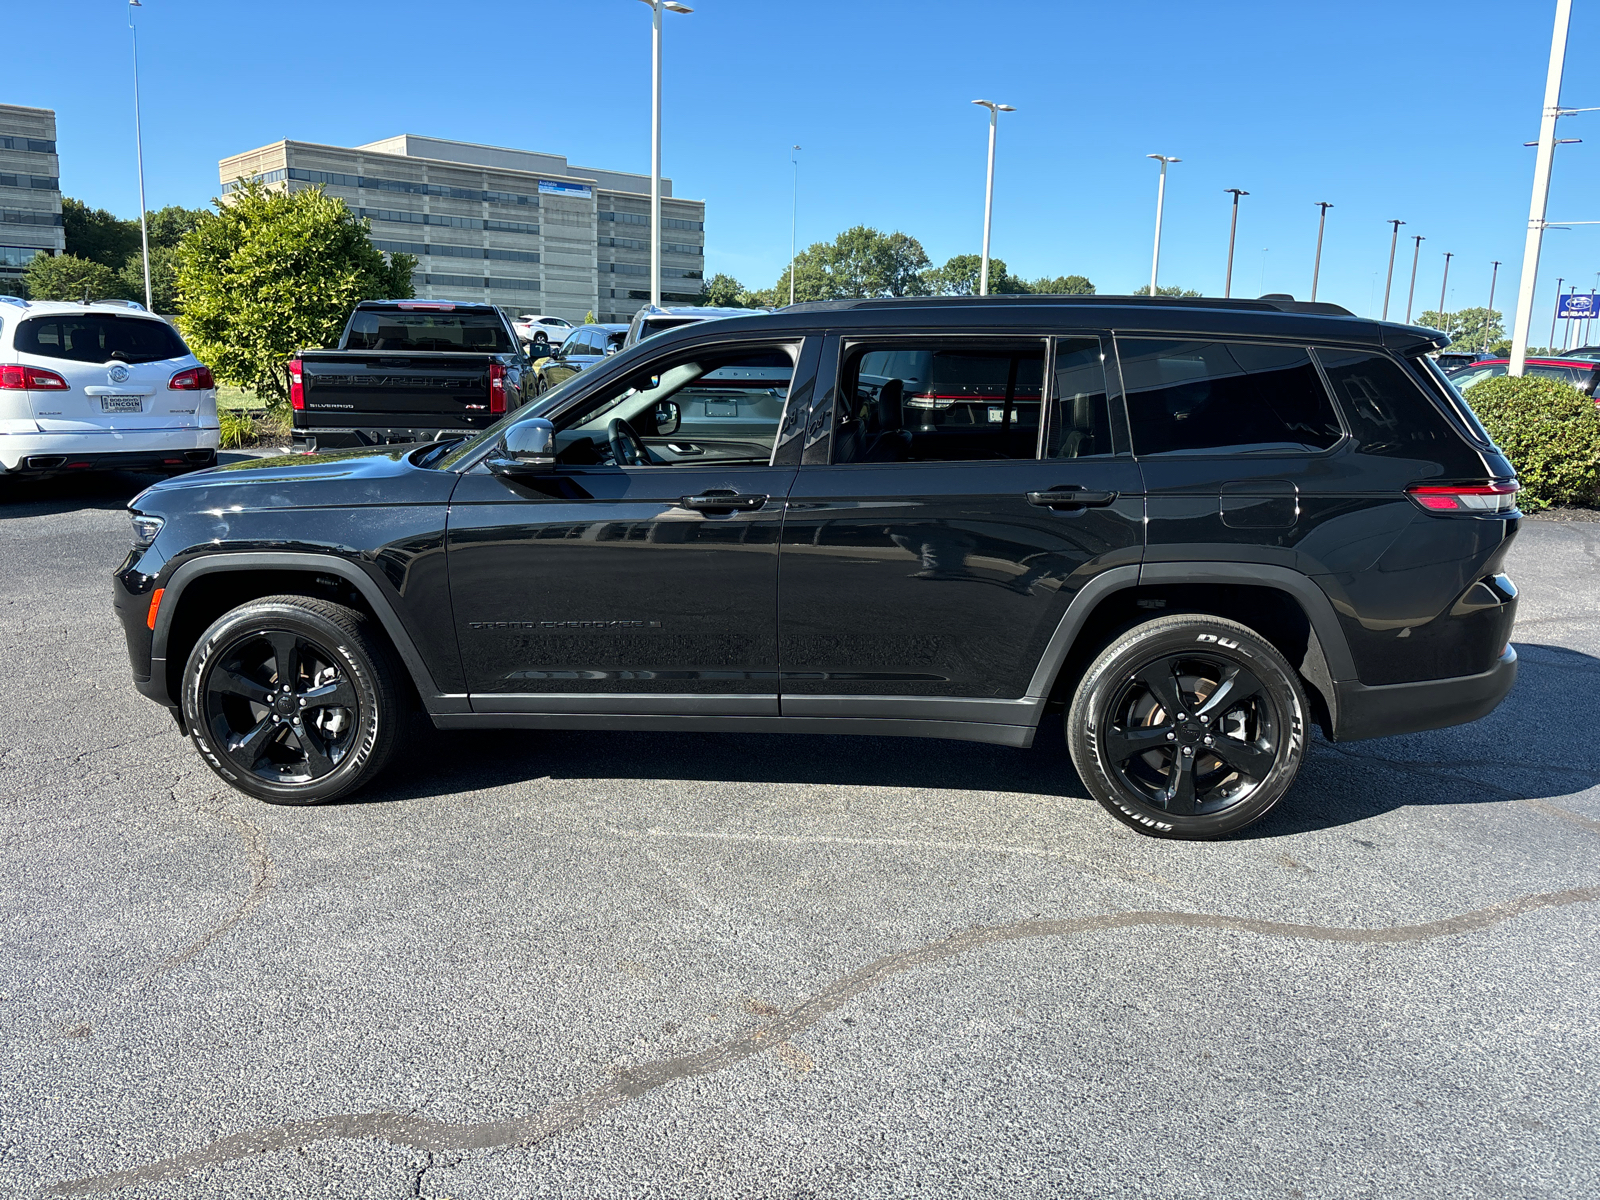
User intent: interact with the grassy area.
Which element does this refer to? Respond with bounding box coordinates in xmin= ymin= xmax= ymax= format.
xmin=216 ymin=386 xmax=264 ymax=412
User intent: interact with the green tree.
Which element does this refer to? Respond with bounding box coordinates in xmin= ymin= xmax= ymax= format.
xmin=767 ymin=226 xmax=931 ymax=302
xmin=176 ymin=181 xmax=415 ymax=402
xmin=1463 ymin=374 xmax=1600 ymax=509
xmin=62 ymin=198 xmax=142 ymax=270
xmin=1418 ymin=308 xmax=1504 ymax=353
xmin=22 ymin=252 xmax=119 ymax=301
xmin=145 ymin=204 xmax=208 ymax=249
xmin=922 ymin=253 xmax=1029 ymax=296
xmin=117 ymin=244 xmax=183 ymax=313
xmin=701 ymin=272 xmax=749 ymax=307
xmin=1029 ymin=274 xmax=1095 ymax=295
xmin=1129 ymin=284 xmax=1203 ymax=298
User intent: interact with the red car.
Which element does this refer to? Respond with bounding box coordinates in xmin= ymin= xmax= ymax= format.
xmin=1446 ymin=355 xmax=1600 ymax=399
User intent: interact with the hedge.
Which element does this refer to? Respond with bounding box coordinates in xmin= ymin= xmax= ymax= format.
xmin=1460 ymin=374 xmax=1600 ymax=511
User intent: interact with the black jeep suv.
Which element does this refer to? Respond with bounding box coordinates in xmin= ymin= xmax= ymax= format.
xmin=113 ymin=296 xmax=1520 ymax=839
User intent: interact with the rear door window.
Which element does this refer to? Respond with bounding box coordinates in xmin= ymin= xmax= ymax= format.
xmin=835 ymin=340 xmax=1045 ymax=463
xmin=1316 ymin=348 xmax=1467 ymax=456
xmin=16 ymin=315 xmax=189 ymax=364
xmin=1118 ymin=338 xmax=1341 ymax=456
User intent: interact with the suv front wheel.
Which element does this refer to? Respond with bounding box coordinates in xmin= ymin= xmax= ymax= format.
xmin=1067 ymin=615 xmax=1308 ymax=839
xmin=181 ymin=595 xmax=405 ymax=805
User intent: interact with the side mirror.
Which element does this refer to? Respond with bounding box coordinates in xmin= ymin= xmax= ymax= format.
xmin=652 ymin=400 xmax=681 ymax=436
xmin=486 ymin=418 xmax=556 ymax=476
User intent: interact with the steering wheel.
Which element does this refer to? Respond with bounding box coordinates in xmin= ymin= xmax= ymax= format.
xmin=607 ymin=417 xmax=658 ymax=466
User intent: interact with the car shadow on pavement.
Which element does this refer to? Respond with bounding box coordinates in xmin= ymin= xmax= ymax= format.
xmin=351 ymin=641 xmax=1599 ymax=839
xmin=0 ymin=470 xmax=167 ymax=520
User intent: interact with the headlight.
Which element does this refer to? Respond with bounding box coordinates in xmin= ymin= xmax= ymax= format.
xmin=130 ymin=513 xmax=164 ymax=549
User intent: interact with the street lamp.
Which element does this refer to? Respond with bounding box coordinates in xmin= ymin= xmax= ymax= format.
xmin=1484 ymin=260 xmax=1502 ymax=352
xmin=636 ymin=0 xmax=693 ymax=309
xmin=1146 ymin=154 xmax=1180 ymax=295
xmin=1405 ymin=234 xmax=1425 ymax=323
xmin=1437 ymin=251 xmax=1454 ymax=334
xmin=972 ymin=100 xmax=1015 ymax=296
xmin=1382 ymin=219 xmax=1405 ymax=319
xmin=128 ymin=0 xmax=152 ymax=311
xmin=1311 ymin=202 xmax=1333 ymax=302
xmin=1549 ymin=276 xmax=1564 ymax=350
xmin=789 ymin=144 xmax=800 ymax=306
xmin=1223 ymin=189 xmax=1248 ymax=299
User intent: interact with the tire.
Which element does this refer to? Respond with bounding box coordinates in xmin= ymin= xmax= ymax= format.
xmin=534 ymin=332 xmax=549 ymax=350
xmin=1066 ymin=614 xmax=1308 ymax=840
xmin=181 ymin=595 xmax=407 ymax=805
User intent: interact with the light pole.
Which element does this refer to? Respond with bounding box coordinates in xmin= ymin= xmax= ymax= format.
xmin=1484 ymin=260 xmax=1501 ymax=352
xmin=1563 ymin=285 xmax=1577 ymax=350
xmin=788 ymin=144 xmax=800 ymax=306
xmin=1223 ymin=188 xmax=1247 ymax=299
xmin=1311 ymin=201 xmax=1333 ymax=302
xmin=636 ymin=0 xmax=692 ymax=309
xmin=1146 ymin=154 xmax=1180 ymax=295
xmin=1437 ymin=251 xmax=1453 ymax=333
xmin=972 ymin=100 xmax=1015 ymax=296
xmin=1549 ymin=275 xmax=1564 ymax=350
xmin=128 ymin=0 xmax=152 ymax=311
xmin=1382 ymin=219 xmax=1405 ymax=319
xmin=1405 ymin=234 xmax=1425 ymax=323
xmin=1511 ymin=0 xmax=1574 ymax=374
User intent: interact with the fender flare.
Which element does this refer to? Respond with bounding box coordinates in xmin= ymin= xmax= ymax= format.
xmin=148 ymin=551 xmax=460 ymax=713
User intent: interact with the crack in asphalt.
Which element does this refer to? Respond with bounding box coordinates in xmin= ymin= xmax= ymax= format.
xmin=145 ymin=792 xmax=277 ymax=980
xmin=44 ymin=884 xmax=1598 ymax=1196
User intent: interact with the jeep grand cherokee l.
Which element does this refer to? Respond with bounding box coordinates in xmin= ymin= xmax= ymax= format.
xmin=113 ymin=295 xmax=1520 ymax=839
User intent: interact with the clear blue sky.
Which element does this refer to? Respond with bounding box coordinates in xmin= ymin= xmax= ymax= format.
xmin=9 ymin=1 xmax=1600 ymax=333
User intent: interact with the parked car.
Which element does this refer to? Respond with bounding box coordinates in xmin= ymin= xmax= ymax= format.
xmin=115 ymin=294 xmax=1521 ymax=841
xmin=286 ymin=300 xmax=534 ymax=453
xmin=1559 ymin=345 xmax=1600 ymax=363
xmin=531 ymin=323 xmax=627 ymax=394
xmin=511 ymin=313 xmax=574 ymax=353
xmin=1446 ymin=356 xmax=1600 ymax=398
xmin=623 ymin=304 xmax=764 ymax=349
xmin=0 ymin=297 xmax=218 ymax=476
xmin=1434 ymin=350 xmax=1486 ymax=372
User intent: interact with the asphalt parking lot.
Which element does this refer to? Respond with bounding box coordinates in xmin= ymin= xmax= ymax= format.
xmin=1 ymin=470 xmax=1596 ymax=1200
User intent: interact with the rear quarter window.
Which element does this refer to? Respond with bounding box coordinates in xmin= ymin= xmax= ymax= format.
xmin=1316 ymin=349 xmax=1484 ymax=455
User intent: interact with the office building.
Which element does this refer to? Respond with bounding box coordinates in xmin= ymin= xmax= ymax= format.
xmin=218 ymin=134 xmax=705 ymax=323
xmin=0 ymin=104 xmax=65 ymax=297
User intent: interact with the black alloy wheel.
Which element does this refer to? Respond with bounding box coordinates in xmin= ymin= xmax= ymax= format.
xmin=1067 ymin=615 xmax=1308 ymax=839
xmin=182 ymin=595 xmax=404 ymax=805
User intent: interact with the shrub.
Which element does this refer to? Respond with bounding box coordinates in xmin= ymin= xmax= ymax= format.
xmin=1462 ymin=374 xmax=1600 ymax=510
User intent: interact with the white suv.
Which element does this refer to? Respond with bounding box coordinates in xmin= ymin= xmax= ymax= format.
xmin=510 ymin=313 xmax=574 ymax=352
xmin=0 ymin=297 xmax=219 ymax=476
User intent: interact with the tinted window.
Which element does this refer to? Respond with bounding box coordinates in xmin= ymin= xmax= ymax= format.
xmin=1119 ymin=338 xmax=1341 ymax=456
xmin=1315 ymin=348 xmax=1458 ymax=456
xmin=344 ymin=309 xmax=513 ymax=352
xmin=836 ymin=341 xmax=1045 ymax=463
xmin=1446 ymin=363 xmax=1505 ymax=391
xmin=16 ymin=315 xmax=188 ymax=364
xmin=1529 ymin=364 xmax=1588 ymax=387
xmin=1049 ymin=336 xmax=1114 ymax=458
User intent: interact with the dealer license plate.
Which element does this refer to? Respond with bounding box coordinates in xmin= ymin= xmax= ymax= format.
xmin=99 ymin=396 xmax=143 ymax=414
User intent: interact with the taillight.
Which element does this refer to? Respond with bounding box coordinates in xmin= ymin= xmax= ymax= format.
xmin=287 ymin=358 xmax=304 ymax=411
xmin=489 ymin=362 xmax=506 ymax=414
xmin=0 ymin=364 xmax=68 ymax=390
xmin=1406 ymin=481 xmax=1520 ymax=513
xmin=168 ymin=365 xmax=215 ymax=390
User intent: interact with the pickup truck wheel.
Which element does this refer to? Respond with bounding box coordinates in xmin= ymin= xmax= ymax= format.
xmin=181 ymin=595 xmax=406 ymax=805
xmin=1066 ymin=615 xmax=1307 ymax=840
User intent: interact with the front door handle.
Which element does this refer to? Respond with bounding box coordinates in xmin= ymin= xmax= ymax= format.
xmin=1026 ymin=488 xmax=1118 ymax=509
xmin=680 ymin=490 xmax=769 ymax=512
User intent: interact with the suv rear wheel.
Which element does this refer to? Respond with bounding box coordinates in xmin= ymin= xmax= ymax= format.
xmin=1067 ymin=614 xmax=1308 ymax=839
xmin=181 ymin=595 xmax=405 ymax=805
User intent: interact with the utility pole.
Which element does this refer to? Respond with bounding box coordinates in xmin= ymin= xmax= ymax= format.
xmin=1549 ymin=275 xmax=1564 ymax=350
xmin=1484 ymin=260 xmax=1501 ymax=352
xmin=1223 ymin=188 xmax=1248 ymax=299
xmin=1382 ymin=220 xmax=1405 ymax=319
xmin=1405 ymin=234 xmax=1425 ymax=323
xmin=1510 ymin=0 xmax=1573 ymax=375
xmin=1437 ymin=251 xmax=1454 ymax=334
xmin=1311 ymin=202 xmax=1333 ymax=302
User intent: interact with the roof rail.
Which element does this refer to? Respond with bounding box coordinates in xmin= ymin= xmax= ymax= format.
xmin=780 ymin=294 xmax=1356 ymax=318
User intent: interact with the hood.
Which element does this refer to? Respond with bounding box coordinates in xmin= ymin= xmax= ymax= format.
xmin=130 ymin=442 xmax=458 ymax=515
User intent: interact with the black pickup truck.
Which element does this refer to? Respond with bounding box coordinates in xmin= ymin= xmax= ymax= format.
xmin=288 ymin=300 xmax=533 ymax=452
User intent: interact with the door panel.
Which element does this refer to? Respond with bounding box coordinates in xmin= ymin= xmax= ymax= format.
xmin=448 ymin=464 xmax=795 ymax=709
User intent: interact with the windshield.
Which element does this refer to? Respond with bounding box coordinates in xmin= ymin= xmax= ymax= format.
xmin=16 ymin=314 xmax=189 ymax=364
xmin=344 ymin=309 xmax=514 ymax=353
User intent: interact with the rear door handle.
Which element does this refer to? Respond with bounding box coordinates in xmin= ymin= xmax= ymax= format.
xmin=680 ymin=490 xmax=769 ymax=511
xmin=1026 ymin=488 xmax=1118 ymax=509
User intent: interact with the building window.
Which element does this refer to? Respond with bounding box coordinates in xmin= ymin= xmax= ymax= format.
xmin=222 ymin=168 xmax=287 ymax=192
xmin=0 ymin=174 xmax=60 ymax=191
xmin=0 ymin=245 xmax=42 ymax=268
xmin=0 ymin=209 xmax=63 ymax=227
xmin=420 ymin=273 xmax=541 ymax=292
xmin=0 ymin=137 xmax=56 ymax=153
xmin=280 ymin=167 xmax=543 ymax=210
